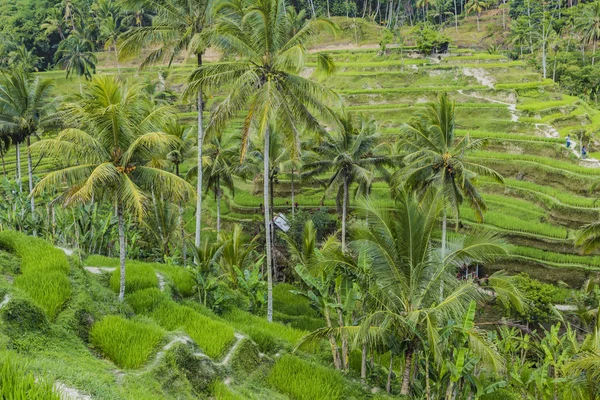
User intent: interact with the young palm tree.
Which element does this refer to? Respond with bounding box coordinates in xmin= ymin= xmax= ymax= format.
xmin=395 ymin=92 xmax=503 ymax=257
xmin=577 ymin=1 xmax=600 ymax=66
xmin=0 ymin=70 xmax=55 ymax=215
xmin=303 ymin=114 xmax=393 ymax=250
xmin=195 ymin=132 xmax=239 ymax=233
xmin=99 ymin=14 xmax=124 ymax=73
xmin=32 ymin=76 xmax=194 ymax=300
xmin=54 ymin=37 xmax=97 ymax=95
xmin=300 ymin=192 xmax=520 ymax=395
xmin=466 ymin=0 xmax=488 ymax=31
xmin=186 ymin=0 xmax=340 ymax=322
xmin=119 ymin=0 xmax=211 ymax=251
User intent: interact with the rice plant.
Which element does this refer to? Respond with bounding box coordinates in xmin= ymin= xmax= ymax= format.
xmin=151 ymin=302 xmax=235 ymax=359
xmin=14 ymin=272 xmax=72 ymax=320
xmin=109 ymin=262 xmax=158 ymax=294
xmin=0 ymin=353 xmax=60 ymax=400
xmin=90 ymin=315 xmax=164 ymax=369
xmin=126 ymin=288 xmax=169 ymax=314
xmin=268 ymin=355 xmax=347 ymax=400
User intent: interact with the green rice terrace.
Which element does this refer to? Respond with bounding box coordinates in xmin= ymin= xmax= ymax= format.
xmin=2 ymin=0 xmax=600 ymax=399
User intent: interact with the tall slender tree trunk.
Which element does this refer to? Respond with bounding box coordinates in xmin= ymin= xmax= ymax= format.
xmin=441 ymin=207 xmax=447 ymax=301
xmin=327 ymin=0 xmax=331 ymax=17
xmin=386 ymin=355 xmax=393 ymax=394
xmin=342 ymin=175 xmax=348 ymax=251
xmin=400 ymin=348 xmax=414 ymax=395
xmin=502 ymin=0 xmax=506 ymax=30
xmin=425 ymin=356 xmax=431 ymax=400
xmin=542 ymin=40 xmax=547 ymax=78
xmin=79 ymin=75 xmax=83 ymax=96
xmin=264 ymin=126 xmax=273 ymax=322
xmin=476 ymin=13 xmax=480 ymax=31
xmin=26 ymin=136 xmax=34 ymax=214
xmin=216 ymin=180 xmax=221 ymax=233
xmin=175 ymin=164 xmax=187 ymax=265
xmin=117 ymin=201 xmax=126 ymax=301
xmin=336 ymin=289 xmax=348 ymax=370
xmin=195 ymin=54 xmax=204 ymax=253
xmin=113 ymin=43 xmax=121 ymax=74
xmin=453 ymin=0 xmax=458 ymax=31
xmin=15 ymin=142 xmax=22 ymax=193
xmin=593 ymin=39 xmax=596 ymax=66
xmin=0 ymin=150 xmax=6 ymax=178
xmin=291 ymin=167 xmax=295 ymax=216
xmin=361 ymin=342 xmax=368 ymax=381
xmin=325 ymin=307 xmax=342 ymax=369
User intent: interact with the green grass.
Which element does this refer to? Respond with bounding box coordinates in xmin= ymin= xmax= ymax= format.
xmin=508 ymin=245 xmax=600 ymax=269
xmin=0 ymin=353 xmax=60 ymax=399
xmin=151 ymin=302 xmax=235 ymax=359
xmin=495 ymin=79 xmax=556 ymax=90
xmin=0 ymin=231 xmax=71 ymax=320
xmin=90 ymin=315 xmax=165 ymax=369
xmin=268 ymin=355 xmax=348 ymax=400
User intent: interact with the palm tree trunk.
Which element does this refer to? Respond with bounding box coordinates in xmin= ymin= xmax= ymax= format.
xmin=216 ymin=180 xmax=221 ymax=233
xmin=336 ymin=289 xmax=348 ymax=370
xmin=342 ymin=175 xmax=348 ymax=251
xmin=425 ymin=357 xmax=431 ymax=400
xmin=291 ymin=167 xmax=295 ymax=217
xmin=400 ymin=348 xmax=414 ymax=395
xmin=0 ymin=150 xmax=6 ymax=178
xmin=361 ymin=342 xmax=368 ymax=381
xmin=195 ymin=53 xmax=205 ymax=255
xmin=476 ymin=13 xmax=480 ymax=31
xmin=15 ymin=142 xmax=22 ymax=193
xmin=26 ymin=136 xmax=34 ymax=213
xmin=117 ymin=201 xmax=126 ymax=301
xmin=113 ymin=43 xmax=121 ymax=74
xmin=264 ymin=126 xmax=273 ymax=322
xmin=79 ymin=75 xmax=83 ymax=96
xmin=593 ymin=38 xmax=596 ymax=66
xmin=175 ymin=164 xmax=187 ymax=265
xmin=453 ymin=0 xmax=458 ymax=31
xmin=324 ymin=307 xmax=342 ymax=369
xmin=386 ymin=355 xmax=393 ymax=394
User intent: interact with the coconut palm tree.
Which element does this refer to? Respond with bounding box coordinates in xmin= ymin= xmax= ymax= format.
xmin=54 ymin=36 xmax=97 ymax=95
xmin=300 ymin=192 xmax=519 ymax=395
xmin=0 ymin=70 xmax=55 ymax=216
xmin=577 ymin=1 xmax=600 ymax=66
xmin=119 ymin=0 xmax=211 ymax=252
xmin=302 ymin=114 xmax=394 ymax=251
xmin=395 ymin=92 xmax=503 ymax=257
xmin=186 ymin=0 xmax=340 ymax=322
xmin=32 ymin=76 xmax=195 ymax=300
xmin=99 ymin=14 xmax=124 ymax=73
xmin=466 ymin=0 xmax=488 ymax=31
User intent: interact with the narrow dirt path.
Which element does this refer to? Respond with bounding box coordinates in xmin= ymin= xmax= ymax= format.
xmin=84 ymin=266 xmax=116 ymax=275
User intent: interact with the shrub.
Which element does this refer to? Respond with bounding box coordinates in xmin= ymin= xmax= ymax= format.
xmin=480 ymin=389 xmax=521 ymax=400
xmin=152 ymin=342 xmax=221 ymax=397
xmin=1 ymin=298 xmax=49 ymax=334
xmin=126 ymin=288 xmax=169 ymax=314
xmin=268 ymin=355 xmax=347 ymax=400
xmin=273 ymin=283 xmax=318 ymax=317
xmin=90 ymin=315 xmax=164 ymax=369
xmin=109 ymin=262 xmax=158 ymax=294
xmin=151 ymin=302 xmax=235 ymax=359
xmin=14 ymin=272 xmax=72 ymax=320
xmin=0 ymin=354 xmax=60 ymax=399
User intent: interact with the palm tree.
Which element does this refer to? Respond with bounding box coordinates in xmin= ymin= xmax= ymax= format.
xmin=186 ymin=0 xmax=340 ymax=322
xmin=396 ymin=92 xmax=503 ymax=257
xmin=119 ymin=0 xmax=211 ymax=252
xmin=32 ymin=76 xmax=195 ymax=300
xmin=197 ymin=132 xmax=239 ymax=233
xmin=0 ymin=70 xmax=55 ymax=216
xmin=302 ymin=114 xmax=393 ymax=250
xmin=577 ymin=1 xmax=600 ymax=66
xmin=99 ymin=14 xmax=124 ymax=73
xmin=466 ymin=0 xmax=488 ymax=31
xmin=301 ymin=192 xmax=517 ymax=395
xmin=163 ymin=121 xmax=196 ymax=265
xmin=54 ymin=37 xmax=97 ymax=95
xmin=41 ymin=6 xmax=69 ymax=40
